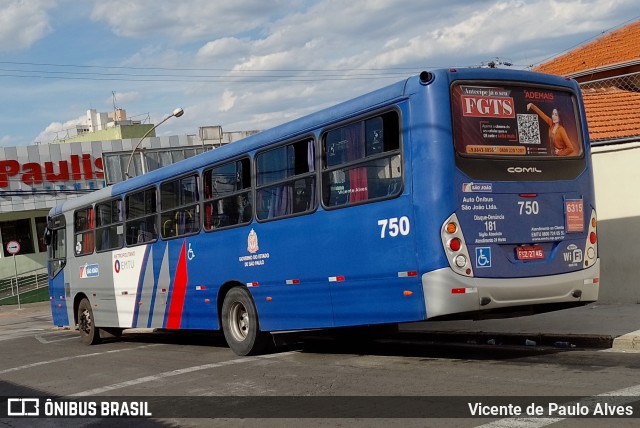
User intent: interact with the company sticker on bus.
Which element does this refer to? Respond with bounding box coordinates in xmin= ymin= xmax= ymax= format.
xmin=462 ymin=182 xmax=493 ymax=193
xmin=80 ymin=264 xmax=99 ymax=278
xmin=239 ymin=229 xmax=270 ymax=268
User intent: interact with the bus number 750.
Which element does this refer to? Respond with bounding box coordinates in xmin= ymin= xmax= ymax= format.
xmin=518 ymin=201 xmax=539 ymax=215
xmin=378 ymin=216 xmax=411 ymax=238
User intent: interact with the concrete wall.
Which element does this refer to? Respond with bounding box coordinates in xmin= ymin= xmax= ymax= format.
xmin=591 ymin=142 xmax=640 ymax=303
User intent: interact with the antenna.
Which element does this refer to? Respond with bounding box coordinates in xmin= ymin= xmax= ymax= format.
xmin=482 ymin=57 xmax=514 ymax=69
xmin=112 ymin=91 xmax=118 ymax=111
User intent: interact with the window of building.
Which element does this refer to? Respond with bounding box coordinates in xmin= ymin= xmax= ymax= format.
xmin=256 ymin=139 xmax=316 ymax=221
xmin=160 ymin=175 xmax=200 ymax=238
xmin=126 ymin=188 xmax=158 ymax=245
xmin=74 ymin=207 xmax=94 ymax=256
xmin=203 ymin=159 xmax=251 ymax=230
xmin=322 ymin=112 xmax=402 ymax=207
xmin=95 ymin=198 xmax=124 ymax=252
xmin=0 ymin=218 xmax=35 ymax=257
xmin=35 ymin=217 xmax=48 ymax=253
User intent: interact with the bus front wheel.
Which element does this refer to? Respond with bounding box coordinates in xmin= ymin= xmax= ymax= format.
xmin=77 ymin=298 xmax=101 ymax=345
xmin=221 ymin=287 xmax=270 ymax=356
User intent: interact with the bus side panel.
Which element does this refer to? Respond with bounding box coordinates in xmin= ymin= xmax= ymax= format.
xmin=165 ymin=238 xmax=219 ymax=331
xmin=131 ymin=244 xmax=156 ymax=328
xmin=197 ymin=224 xmax=335 ymax=332
xmin=49 ymin=268 xmax=69 ymax=327
xmin=67 ymin=251 xmax=120 ymax=328
xmin=320 ymin=196 xmax=425 ymax=327
xmin=315 ymin=100 xmax=425 ymax=327
xmin=112 ymin=244 xmax=152 ymax=328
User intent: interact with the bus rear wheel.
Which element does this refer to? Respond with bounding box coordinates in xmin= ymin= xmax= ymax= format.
xmin=221 ymin=287 xmax=270 ymax=356
xmin=78 ymin=298 xmax=101 ymax=345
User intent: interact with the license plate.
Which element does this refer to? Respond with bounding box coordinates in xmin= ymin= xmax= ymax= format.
xmin=516 ymin=245 xmax=544 ymax=260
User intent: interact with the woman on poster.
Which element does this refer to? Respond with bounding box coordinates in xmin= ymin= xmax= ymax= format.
xmin=527 ymin=103 xmax=579 ymax=156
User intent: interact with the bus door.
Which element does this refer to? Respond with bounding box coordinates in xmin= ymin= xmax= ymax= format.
xmin=47 ymin=215 xmax=69 ymax=326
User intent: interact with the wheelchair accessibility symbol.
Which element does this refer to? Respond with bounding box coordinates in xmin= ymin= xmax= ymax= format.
xmin=475 ymin=247 xmax=492 ymax=268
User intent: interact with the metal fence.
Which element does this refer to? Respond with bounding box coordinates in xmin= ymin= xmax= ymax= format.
xmin=579 ymin=71 xmax=640 ymax=144
xmin=0 ymin=267 xmax=48 ymax=302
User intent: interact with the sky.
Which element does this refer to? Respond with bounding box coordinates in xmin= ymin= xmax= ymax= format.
xmin=0 ymin=0 xmax=638 ymax=147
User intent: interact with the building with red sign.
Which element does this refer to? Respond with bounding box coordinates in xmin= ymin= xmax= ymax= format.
xmin=0 ymin=126 xmax=258 ymax=284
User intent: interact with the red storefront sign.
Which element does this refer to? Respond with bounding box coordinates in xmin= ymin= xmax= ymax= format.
xmin=0 ymin=154 xmax=104 ymax=188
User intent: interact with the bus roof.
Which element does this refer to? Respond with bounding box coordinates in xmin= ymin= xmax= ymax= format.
xmin=49 ymin=68 xmax=579 ymax=216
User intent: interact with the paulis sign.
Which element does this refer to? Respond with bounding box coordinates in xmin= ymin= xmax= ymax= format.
xmin=0 ymin=154 xmax=104 ymax=188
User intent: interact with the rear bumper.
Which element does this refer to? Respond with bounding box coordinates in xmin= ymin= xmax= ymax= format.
xmin=422 ymin=259 xmax=600 ymax=319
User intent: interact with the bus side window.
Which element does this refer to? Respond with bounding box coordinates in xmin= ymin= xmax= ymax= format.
xmin=255 ymin=139 xmax=316 ymax=221
xmin=160 ymin=174 xmax=200 ymax=239
xmin=203 ymin=159 xmax=252 ymax=231
xmin=126 ymin=188 xmax=158 ymax=246
xmin=73 ymin=206 xmax=94 ymax=256
xmin=95 ymin=198 xmax=124 ymax=252
xmin=322 ymin=111 xmax=401 ymax=207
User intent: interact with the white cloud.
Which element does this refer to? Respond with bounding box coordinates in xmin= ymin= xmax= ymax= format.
xmin=90 ymin=0 xmax=296 ymax=41
xmin=34 ymin=115 xmax=86 ymax=145
xmin=197 ymin=37 xmax=250 ymax=61
xmin=0 ymin=0 xmax=56 ymax=51
xmin=219 ymin=90 xmax=237 ymax=112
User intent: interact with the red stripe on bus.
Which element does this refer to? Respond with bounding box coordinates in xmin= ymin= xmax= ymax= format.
xmin=166 ymin=242 xmax=189 ymax=329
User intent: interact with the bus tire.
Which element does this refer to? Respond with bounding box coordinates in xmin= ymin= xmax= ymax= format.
xmin=77 ymin=298 xmax=101 ymax=345
xmin=221 ymin=287 xmax=270 ymax=356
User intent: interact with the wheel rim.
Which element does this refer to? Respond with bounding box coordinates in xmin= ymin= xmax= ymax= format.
xmin=79 ymin=308 xmax=92 ymax=336
xmin=228 ymin=301 xmax=249 ymax=342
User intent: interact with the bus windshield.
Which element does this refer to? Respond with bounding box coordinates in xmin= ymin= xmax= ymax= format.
xmin=451 ymin=83 xmax=583 ymax=158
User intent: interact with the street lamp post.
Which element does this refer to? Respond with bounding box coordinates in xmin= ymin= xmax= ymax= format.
xmin=124 ymin=107 xmax=184 ymax=180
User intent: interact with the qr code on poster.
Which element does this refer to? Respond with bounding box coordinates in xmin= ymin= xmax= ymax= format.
xmin=517 ymin=114 xmax=541 ymax=145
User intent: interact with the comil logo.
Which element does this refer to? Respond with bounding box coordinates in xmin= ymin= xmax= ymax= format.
xmin=507 ymin=167 xmax=542 ymax=173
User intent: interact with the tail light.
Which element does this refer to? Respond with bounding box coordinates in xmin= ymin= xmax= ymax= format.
xmin=441 ymin=213 xmax=473 ymax=277
xmin=584 ymin=210 xmax=598 ymax=267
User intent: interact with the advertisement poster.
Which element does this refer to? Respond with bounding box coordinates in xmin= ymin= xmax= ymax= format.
xmin=451 ymin=84 xmax=583 ymax=158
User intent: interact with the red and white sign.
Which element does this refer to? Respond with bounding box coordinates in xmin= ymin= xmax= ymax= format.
xmin=6 ymin=240 xmax=20 ymax=255
xmin=0 ymin=155 xmax=104 ymax=188
xmin=565 ymin=199 xmax=584 ymax=233
xmin=461 ymin=96 xmax=515 ymax=118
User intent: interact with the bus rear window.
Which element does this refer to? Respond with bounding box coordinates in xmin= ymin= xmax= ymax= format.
xmin=451 ymin=83 xmax=583 ymax=158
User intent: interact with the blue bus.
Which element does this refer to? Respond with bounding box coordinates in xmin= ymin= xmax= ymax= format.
xmin=47 ymin=68 xmax=599 ymax=355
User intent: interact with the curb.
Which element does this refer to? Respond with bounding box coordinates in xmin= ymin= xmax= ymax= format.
xmin=611 ymin=330 xmax=640 ymax=351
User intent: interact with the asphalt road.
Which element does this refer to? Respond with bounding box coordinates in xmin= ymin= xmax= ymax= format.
xmin=1 ymin=304 xmax=640 ymax=427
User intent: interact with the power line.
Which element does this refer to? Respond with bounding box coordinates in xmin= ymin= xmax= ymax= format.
xmin=0 ymin=60 xmax=460 ymax=83
xmin=0 ymin=72 xmax=413 ymax=83
xmin=0 ymin=60 xmax=429 ymax=73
